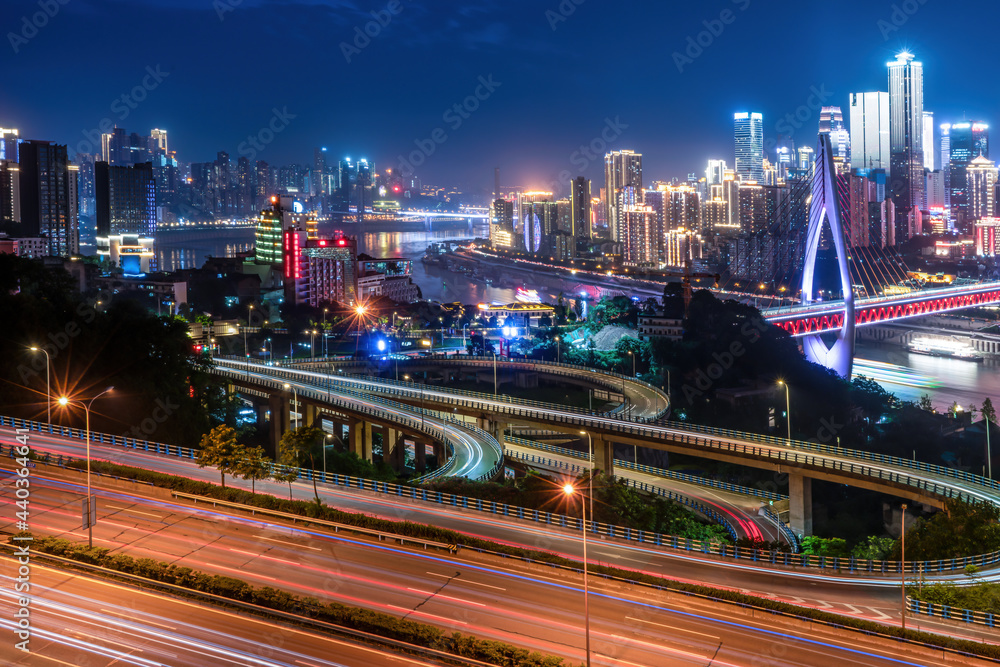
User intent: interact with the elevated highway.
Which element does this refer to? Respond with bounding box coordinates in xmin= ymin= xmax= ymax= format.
xmin=216 ymin=357 xmax=1000 ymax=537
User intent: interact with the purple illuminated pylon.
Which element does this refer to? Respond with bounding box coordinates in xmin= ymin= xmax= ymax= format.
xmin=800 ymin=134 xmax=855 ymax=377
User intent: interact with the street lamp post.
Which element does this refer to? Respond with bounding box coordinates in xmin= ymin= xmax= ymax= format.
xmin=563 ymin=483 xmax=591 ymax=667
xmin=492 ymin=352 xmax=498 ymax=395
xmin=245 ymin=304 xmax=254 ymax=358
xmin=58 ymin=387 xmax=114 ymax=548
xmin=777 ymin=380 xmax=791 ymax=441
xmin=462 ymin=323 xmax=468 ymax=350
xmin=901 ymin=503 xmax=908 ymax=631
xmin=28 ymin=347 xmax=51 ymax=424
xmin=555 ymin=336 xmax=561 ymax=364
xmin=579 ymin=430 xmax=593 ymax=519
xmin=283 ymin=383 xmax=299 ymax=430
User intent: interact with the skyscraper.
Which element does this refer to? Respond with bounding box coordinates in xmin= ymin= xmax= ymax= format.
xmin=604 ymin=150 xmax=642 ymax=242
xmin=949 ymin=122 xmax=990 ymax=223
xmin=734 ymin=112 xmax=764 ymax=183
xmin=819 ymin=107 xmax=850 ymax=170
xmin=706 ymin=159 xmax=727 ymax=185
xmin=94 ymin=161 xmax=156 ymax=237
xmin=922 ymin=112 xmax=935 ymax=171
xmin=967 ymin=156 xmax=997 ymax=222
xmin=18 ymin=140 xmax=79 ymax=256
xmin=150 ymin=129 xmax=168 ymax=154
xmin=888 ymin=51 xmax=925 ymax=213
xmin=570 ymin=176 xmax=591 ymax=239
xmin=0 ymin=128 xmax=19 ymax=163
xmin=850 ymin=92 xmax=890 ymax=173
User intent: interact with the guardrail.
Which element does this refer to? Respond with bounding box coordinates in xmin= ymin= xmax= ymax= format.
xmin=7 ymin=415 xmax=1000 ymax=576
xmin=908 ymin=597 xmax=997 ymax=629
xmin=173 ymin=491 xmax=459 ymax=552
xmin=215 ymin=367 xmax=503 ymax=480
xmin=0 ymin=415 xmax=197 ymax=459
xmin=224 ymin=359 xmax=1000 ymax=512
xmin=277 ymin=353 xmax=671 ymax=422
xmin=506 ymin=435 xmax=787 ymax=502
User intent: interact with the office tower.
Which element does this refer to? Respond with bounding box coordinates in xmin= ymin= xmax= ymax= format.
xmin=967 ymin=156 xmax=997 ymax=222
xmin=796 ymin=147 xmax=815 ymax=171
xmin=0 ymin=160 xmax=20 ymax=224
xmin=604 ymin=150 xmax=642 ymax=242
xmin=922 ymin=112 xmax=935 ymax=171
xmin=214 ymin=152 xmax=233 ymax=216
xmin=721 ymin=170 xmax=740 ymax=230
xmin=94 ymin=162 xmax=156 ymax=237
xmin=521 ymin=199 xmax=558 ymax=254
xmin=940 ymin=123 xmax=952 ymax=209
xmin=738 ymin=183 xmax=766 ymax=234
xmin=237 ymin=156 xmax=254 ymax=216
xmin=926 ymin=170 xmax=945 ymax=209
xmin=819 ymin=107 xmax=851 ymax=171
xmin=847 ymin=173 xmax=872 ymax=247
xmin=849 ymin=92 xmax=890 ymax=172
xmin=621 ymin=203 xmax=656 ymax=265
xmin=0 ymin=128 xmax=19 ymax=163
xmin=570 ymin=176 xmax=592 ymax=239
xmin=313 ymin=147 xmax=328 ymax=198
xmin=150 ymin=129 xmax=168 ymax=154
xmin=734 ymin=112 xmax=764 ymax=183
xmin=706 ymin=159 xmax=727 ymax=185
xmin=664 ymin=229 xmax=703 ymax=268
xmin=556 ymin=198 xmax=572 ymax=235
xmin=335 ymin=158 xmax=355 ymax=212
xmin=888 ymin=51 xmax=925 ymax=214
xmin=356 ymin=159 xmax=373 ymax=222
xmin=949 ymin=122 xmax=990 ymax=223
xmin=490 ymin=198 xmax=515 ymax=249
xmin=18 ymin=141 xmax=79 ymax=256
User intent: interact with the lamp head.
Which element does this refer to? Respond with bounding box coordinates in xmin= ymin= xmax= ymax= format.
xmin=57 ymin=396 xmax=69 ymax=406
xmin=562 ymin=484 xmax=575 ymax=496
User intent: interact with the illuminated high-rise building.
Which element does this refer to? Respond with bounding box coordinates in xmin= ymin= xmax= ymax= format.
xmin=706 ymin=159 xmax=727 ymax=185
xmin=604 ymin=150 xmax=642 ymax=242
xmin=570 ymin=176 xmax=592 ymax=239
xmin=819 ymin=107 xmax=850 ymax=171
xmin=849 ymin=92 xmax=890 ymax=172
xmin=0 ymin=128 xmax=19 ymax=163
xmin=922 ymin=112 xmax=935 ymax=171
xmin=18 ymin=140 xmax=79 ymax=256
xmin=949 ymin=122 xmax=990 ymax=222
xmin=150 ymin=129 xmax=168 ymax=153
xmin=888 ymin=51 xmax=925 ymax=213
xmin=0 ymin=160 xmax=20 ymax=225
xmin=734 ymin=112 xmax=764 ymax=183
xmin=621 ymin=203 xmax=656 ymax=265
xmin=967 ymin=156 xmax=997 ymax=222
xmin=95 ymin=161 xmax=155 ymax=237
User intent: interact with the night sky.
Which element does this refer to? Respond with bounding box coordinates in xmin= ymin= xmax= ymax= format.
xmin=1 ymin=0 xmax=993 ymax=195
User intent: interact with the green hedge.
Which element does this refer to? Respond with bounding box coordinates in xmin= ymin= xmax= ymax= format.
xmin=52 ymin=459 xmax=1000 ymax=661
xmin=23 ymin=535 xmax=567 ymax=667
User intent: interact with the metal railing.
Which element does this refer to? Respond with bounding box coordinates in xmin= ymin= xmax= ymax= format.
xmin=907 ymin=597 xmax=997 ymax=629
xmin=8 ymin=414 xmax=1000 ymax=575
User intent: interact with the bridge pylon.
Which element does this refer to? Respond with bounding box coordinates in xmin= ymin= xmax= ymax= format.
xmin=801 ymin=134 xmax=855 ymax=377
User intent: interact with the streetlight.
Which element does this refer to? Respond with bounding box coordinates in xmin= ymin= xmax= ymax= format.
xmin=283 ymin=383 xmax=299 ymax=430
xmin=563 ymin=483 xmax=591 ymax=667
xmin=323 ymin=308 xmax=329 ymax=358
xmin=579 ymin=431 xmax=593 ymax=520
xmin=901 ymin=503 xmax=908 ymax=631
xmin=554 ymin=336 xmax=561 ymax=364
xmin=492 ymin=351 xmax=498 ymax=395
xmin=245 ymin=304 xmax=254 ymax=357
xmin=628 ymin=350 xmax=635 ymax=377
xmin=777 ymin=380 xmax=791 ymax=441
xmin=28 ymin=347 xmax=51 ymax=424
xmin=404 ymin=375 xmax=425 ymax=429
xmin=58 ymin=387 xmax=114 ymax=548
xmin=462 ymin=323 xmax=468 ymax=350
xmin=263 ymin=338 xmax=272 ymax=365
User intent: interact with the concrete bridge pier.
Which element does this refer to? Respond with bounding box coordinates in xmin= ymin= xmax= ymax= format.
xmin=382 ymin=428 xmax=406 ymax=471
xmin=592 ymin=437 xmax=613 ymax=478
xmin=349 ymin=418 xmax=373 ymax=462
xmin=789 ymin=474 xmax=813 ymax=537
xmin=488 ymin=419 xmax=508 ymax=451
xmin=268 ymin=394 xmax=289 ymax=456
xmin=302 ymin=403 xmax=320 ymax=427
xmin=415 ymin=440 xmax=427 ymax=472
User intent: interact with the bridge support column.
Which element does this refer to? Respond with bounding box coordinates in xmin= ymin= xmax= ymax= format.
xmin=433 ymin=442 xmax=446 ymax=469
xmin=269 ymin=394 xmax=289 ymax=456
xmin=349 ymin=418 xmax=373 ymax=462
xmin=489 ymin=420 xmax=507 ymax=451
xmin=382 ymin=428 xmax=406 ymax=471
xmin=415 ymin=441 xmax=427 ymax=472
xmin=592 ymin=437 xmax=613 ymax=477
xmin=788 ymin=474 xmax=813 ymax=537
xmin=302 ymin=403 xmax=319 ymax=427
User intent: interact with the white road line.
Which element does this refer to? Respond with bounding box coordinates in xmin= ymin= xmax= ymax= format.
xmin=625 ymin=616 xmax=721 ymax=641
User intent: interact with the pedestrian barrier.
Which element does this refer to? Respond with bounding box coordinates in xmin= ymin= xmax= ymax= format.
xmin=907 ymin=597 xmax=996 ymax=629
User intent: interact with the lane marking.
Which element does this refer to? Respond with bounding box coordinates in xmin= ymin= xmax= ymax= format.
xmin=100 ymin=609 xmax=177 ymax=630
xmin=105 ymin=505 xmax=162 ymax=519
xmin=425 ymin=572 xmax=506 ymax=591
xmin=626 ymin=616 xmax=721 ymax=641
xmin=256 ymin=535 xmax=322 ymax=550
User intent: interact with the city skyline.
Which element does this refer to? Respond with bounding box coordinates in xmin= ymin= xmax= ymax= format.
xmin=2 ymin=0 xmax=998 ymax=192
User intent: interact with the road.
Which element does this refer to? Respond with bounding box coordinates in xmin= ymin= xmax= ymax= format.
xmin=218 ymin=359 xmax=1000 ymax=512
xmin=2 ymin=434 xmax=997 ymax=647
xmin=0 ymin=563 xmax=448 ymax=667
xmin=2 ymin=475 xmax=994 ymax=666
xmin=504 ymin=438 xmax=785 ymax=543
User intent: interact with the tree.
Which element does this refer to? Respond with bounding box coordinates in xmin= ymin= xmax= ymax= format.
xmin=196 ymin=425 xmax=243 ymax=488
xmin=237 ymin=445 xmax=272 ymax=494
xmin=272 ymin=467 xmax=298 ymax=501
xmin=279 ymin=425 xmax=324 ymax=504
xmin=918 ymin=394 xmax=934 ymax=412
xmin=983 ymin=397 xmax=997 ymax=425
